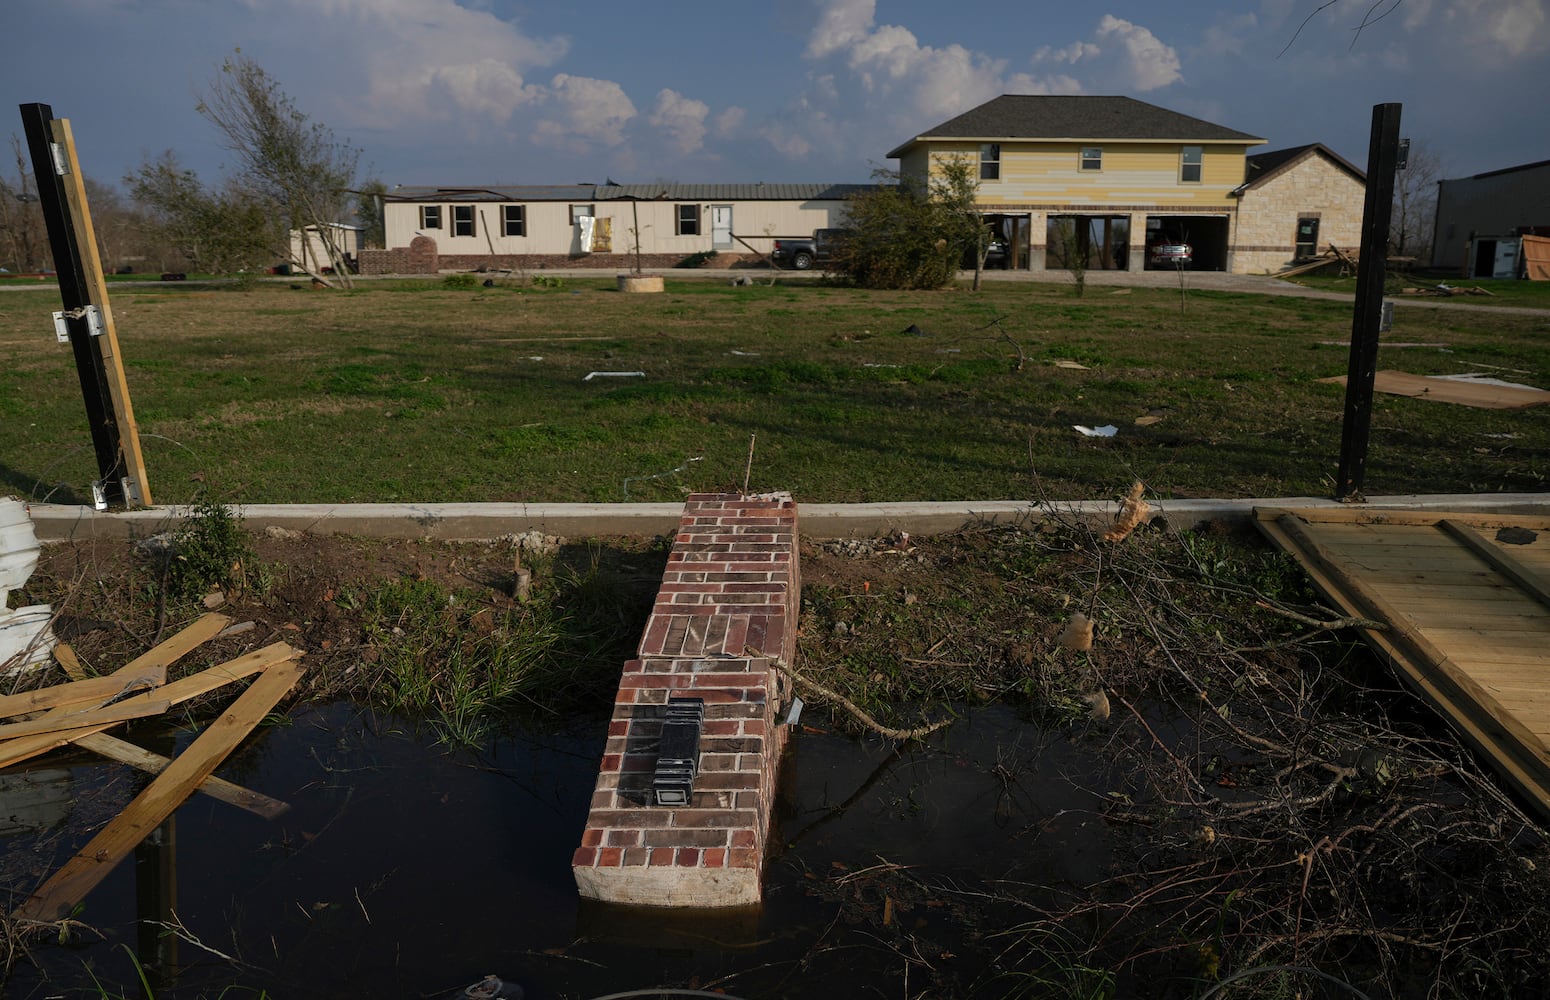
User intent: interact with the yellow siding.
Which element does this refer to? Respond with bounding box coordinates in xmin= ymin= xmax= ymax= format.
xmin=918 ymin=140 xmax=1252 ymax=208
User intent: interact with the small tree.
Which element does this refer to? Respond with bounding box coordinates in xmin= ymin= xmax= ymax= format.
xmin=1046 ymin=216 xmax=1089 ymax=297
xmin=1390 ymin=140 xmax=1440 ymax=263
xmin=832 ymin=168 xmax=962 ymax=290
xmin=197 ymin=51 xmax=361 ymax=287
xmin=932 ymin=154 xmax=989 ymax=290
xmin=0 ymin=135 xmax=48 ymax=273
xmin=353 ymin=178 xmax=387 ymax=250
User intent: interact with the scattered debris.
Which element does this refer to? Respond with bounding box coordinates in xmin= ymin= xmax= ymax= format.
xmin=1053 ymin=360 xmax=1091 ymax=370
xmin=0 ymin=611 xmax=304 ymax=921
xmin=730 ymin=349 xmax=761 ymax=356
xmin=1400 ymin=282 xmax=1495 ymax=297
xmin=1319 ymin=370 xmax=1550 ymax=409
xmin=902 ymin=323 xmax=927 ymax=337
xmin=1073 ymin=424 xmax=1118 ymax=437
xmin=583 ymin=371 xmax=645 ymax=381
xmin=1 ymin=500 xmax=56 ymax=675
xmin=1133 ymin=414 xmax=1164 ymax=426
xmin=1058 ymin=612 xmax=1094 ymax=652
xmin=1103 ymin=481 xmax=1150 ymax=543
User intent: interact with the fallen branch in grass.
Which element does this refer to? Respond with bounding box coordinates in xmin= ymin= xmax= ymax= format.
xmin=749 ymin=647 xmax=951 ymax=741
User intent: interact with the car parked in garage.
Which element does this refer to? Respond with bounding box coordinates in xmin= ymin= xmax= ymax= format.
xmin=1149 ymin=241 xmax=1193 ymax=268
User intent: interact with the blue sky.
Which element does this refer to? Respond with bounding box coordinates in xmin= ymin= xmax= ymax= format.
xmin=4 ymin=0 xmax=1546 ymax=192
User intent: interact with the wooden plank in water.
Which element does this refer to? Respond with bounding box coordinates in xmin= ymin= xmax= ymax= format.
xmin=0 ymin=643 xmax=298 ymax=770
xmin=71 ymin=732 xmax=290 ymax=819
xmin=13 ymin=657 xmax=304 ymax=922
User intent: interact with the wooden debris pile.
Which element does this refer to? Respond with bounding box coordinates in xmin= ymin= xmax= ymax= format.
xmin=1396 ymin=281 xmax=1495 ymax=297
xmin=1276 ymin=243 xmax=1360 ymax=278
xmin=3 ymin=612 xmax=304 ymax=924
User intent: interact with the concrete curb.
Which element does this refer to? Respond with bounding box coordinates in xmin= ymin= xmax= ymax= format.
xmin=25 ymin=493 xmax=1550 ymax=543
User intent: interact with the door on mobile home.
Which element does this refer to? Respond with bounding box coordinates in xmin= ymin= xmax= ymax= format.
xmin=711 ymin=206 xmax=733 ymax=249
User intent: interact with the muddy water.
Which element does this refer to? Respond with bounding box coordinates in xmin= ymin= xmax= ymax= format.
xmin=2 ymin=702 xmax=1122 ymax=999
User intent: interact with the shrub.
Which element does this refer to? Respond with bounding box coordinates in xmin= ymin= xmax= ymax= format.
xmin=169 ymin=495 xmax=254 ymax=600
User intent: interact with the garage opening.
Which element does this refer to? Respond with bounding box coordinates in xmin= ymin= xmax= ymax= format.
xmin=978 ymin=213 xmax=1032 ymax=270
xmin=1144 ymin=215 xmax=1229 ymax=271
xmin=1045 ymin=215 xmax=1132 ymax=271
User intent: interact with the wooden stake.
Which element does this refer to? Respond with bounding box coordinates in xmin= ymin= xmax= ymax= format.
xmin=50 ymin=117 xmax=152 ymax=506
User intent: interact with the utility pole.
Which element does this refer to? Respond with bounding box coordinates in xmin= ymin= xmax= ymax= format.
xmin=20 ymin=102 xmax=151 ymax=508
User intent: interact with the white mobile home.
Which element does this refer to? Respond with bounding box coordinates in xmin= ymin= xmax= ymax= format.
xmin=368 ymin=183 xmax=874 ymax=273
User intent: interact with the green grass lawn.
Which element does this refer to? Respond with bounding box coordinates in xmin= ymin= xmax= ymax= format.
xmin=3 ymin=275 xmax=1549 ymax=505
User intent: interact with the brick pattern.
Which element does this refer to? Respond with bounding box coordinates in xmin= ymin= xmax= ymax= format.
xmin=572 ymin=493 xmax=798 ymax=908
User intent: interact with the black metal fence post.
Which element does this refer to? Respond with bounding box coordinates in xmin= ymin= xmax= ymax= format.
xmin=1335 ymin=102 xmax=1403 ymax=501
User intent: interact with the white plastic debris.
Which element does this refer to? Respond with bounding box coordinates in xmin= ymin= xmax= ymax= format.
xmin=583 ymin=371 xmax=645 ymax=381
xmin=1073 ymin=425 xmax=1119 ymax=437
xmin=0 ymin=499 xmax=55 ymax=676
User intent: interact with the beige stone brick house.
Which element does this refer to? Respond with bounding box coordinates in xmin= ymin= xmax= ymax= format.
xmin=1232 ymin=144 xmax=1367 ymax=274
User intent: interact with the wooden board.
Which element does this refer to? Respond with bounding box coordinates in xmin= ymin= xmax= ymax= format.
xmin=0 ymin=699 xmax=170 ymax=742
xmin=0 ymin=639 xmax=295 ymax=770
xmin=13 ymin=657 xmax=305 ymax=922
xmin=71 ymin=732 xmax=290 ymax=819
xmin=1318 ymin=371 xmax=1550 ymax=409
xmin=0 ymin=666 xmax=165 ymax=719
xmin=1257 ymin=507 xmax=1550 ymax=818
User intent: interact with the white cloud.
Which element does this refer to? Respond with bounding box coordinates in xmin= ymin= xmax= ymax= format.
xmin=533 ymin=73 xmax=637 ymax=150
xmin=1450 ymin=0 xmax=1548 ymax=58
xmin=426 ymin=59 xmax=543 ymax=118
xmin=1033 ymin=41 xmax=1101 ymax=66
xmin=250 ymin=0 xmax=571 ymax=125
xmin=1095 ymin=15 xmax=1182 ymax=91
xmin=715 ymin=106 xmax=746 ymax=135
xmin=806 ymin=0 xmax=876 ymax=59
xmin=649 ymin=89 xmax=711 ymax=153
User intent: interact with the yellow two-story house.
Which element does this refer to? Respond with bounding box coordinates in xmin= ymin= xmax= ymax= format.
xmin=888 ymin=95 xmax=1269 ymax=273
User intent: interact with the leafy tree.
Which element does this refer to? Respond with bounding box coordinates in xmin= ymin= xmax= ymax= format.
xmin=197 ymin=51 xmax=361 ymax=287
xmin=126 ymin=150 xmax=278 ymax=277
xmin=832 ymin=168 xmax=966 ymax=290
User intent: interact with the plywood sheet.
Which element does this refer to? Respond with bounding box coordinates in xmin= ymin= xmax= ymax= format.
xmin=1256 ymin=507 xmax=1550 ymax=818
xmin=1319 ymin=371 xmax=1550 ymax=408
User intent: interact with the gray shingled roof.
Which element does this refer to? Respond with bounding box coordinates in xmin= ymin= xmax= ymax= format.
xmin=1243 ymin=144 xmax=1365 ymax=188
xmin=384 ymin=183 xmax=876 ymax=203
xmin=888 ymin=95 xmax=1264 ymax=157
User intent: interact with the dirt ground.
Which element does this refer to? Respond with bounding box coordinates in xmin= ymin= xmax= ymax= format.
xmin=12 ymin=518 xmax=1550 ymax=996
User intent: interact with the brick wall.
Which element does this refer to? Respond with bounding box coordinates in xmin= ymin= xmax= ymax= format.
xmin=573 ymin=493 xmax=798 ymax=908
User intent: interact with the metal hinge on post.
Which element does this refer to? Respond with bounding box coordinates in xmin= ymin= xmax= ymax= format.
xmin=52 ymin=305 xmax=104 ymax=342
xmin=50 ymin=141 xmax=70 ymax=176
